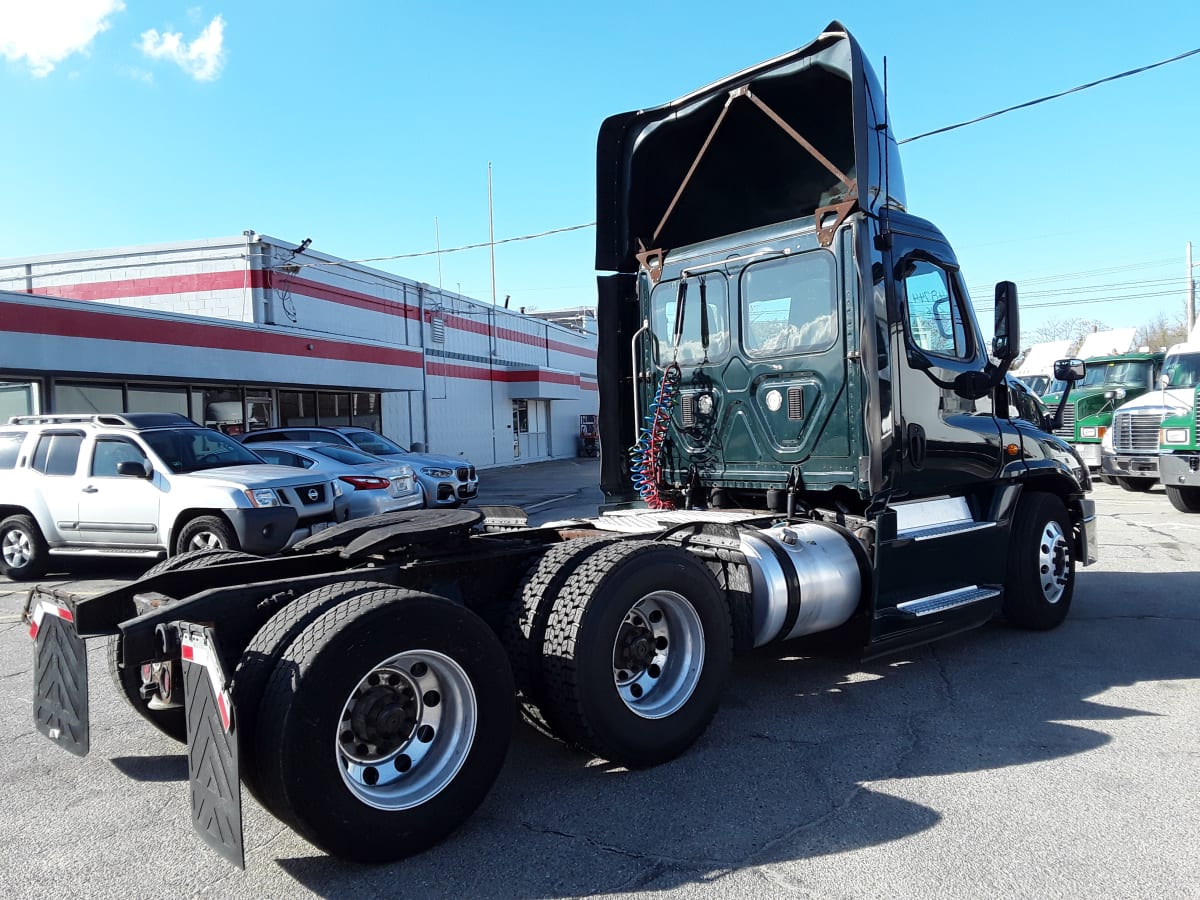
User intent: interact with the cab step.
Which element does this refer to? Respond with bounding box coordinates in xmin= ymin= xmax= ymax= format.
xmin=896 ymin=585 xmax=1001 ymax=617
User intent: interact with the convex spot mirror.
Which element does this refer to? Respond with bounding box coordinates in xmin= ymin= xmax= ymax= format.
xmin=1160 ymin=373 xmax=1170 ymax=387
xmin=991 ymin=281 xmax=1020 ymax=362
xmin=1053 ymin=358 xmax=1086 ymax=382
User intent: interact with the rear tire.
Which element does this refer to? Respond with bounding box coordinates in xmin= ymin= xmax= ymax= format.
xmin=500 ymin=537 xmax=614 ymax=730
xmin=231 ymin=579 xmax=391 ymax=798
xmin=1116 ymin=477 xmax=1152 ymax=493
xmin=540 ymin=540 xmax=732 ymax=768
xmin=175 ymin=515 xmax=239 ymax=555
xmin=108 ymin=548 xmax=255 ymax=742
xmin=254 ymin=589 xmax=514 ymax=862
xmin=0 ymin=514 xmax=49 ymax=581
xmin=1165 ymin=484 xmax=1200 ymax=513
xmin=1002 ymin=492 xmax=1074 ymax=630
xmin=1099 ymin=474 xmax=1117 ymax=486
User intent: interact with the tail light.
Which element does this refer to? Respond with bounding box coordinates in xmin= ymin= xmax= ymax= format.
xmin=339 ymin=475 xmax=391 ymax=490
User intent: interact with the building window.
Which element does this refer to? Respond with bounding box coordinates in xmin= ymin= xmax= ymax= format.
xmin=280 ymin=391 xmax=317 ymax=427
xmin=318 ymin=392 xmax=351 ymax=426
xmin=0 ymin=379 xmax=39 ymax=421
xmin=54 ymin=382 xmax=123 ymax=414
xmin=128 ymin=385 xmax=188 ymax=417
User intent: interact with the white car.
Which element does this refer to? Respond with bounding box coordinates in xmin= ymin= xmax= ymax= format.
xmin=247 ymin=441 xmax=424 ymax=518
xmin=0 ymin=413 xmax=349 ymax=580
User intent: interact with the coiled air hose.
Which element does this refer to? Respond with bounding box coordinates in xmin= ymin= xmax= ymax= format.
xmin=629 ymin=361 xmax=681 ymax=509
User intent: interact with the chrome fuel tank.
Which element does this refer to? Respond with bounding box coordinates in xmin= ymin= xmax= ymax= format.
xmin=739 ymin=523 xmax=863 ymax=647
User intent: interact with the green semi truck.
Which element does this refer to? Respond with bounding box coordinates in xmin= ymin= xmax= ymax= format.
xmin=1156 ymin=343 xmax=1200 ymax=512
xmin=1041 ymin=350 xmax=1164 ymax=474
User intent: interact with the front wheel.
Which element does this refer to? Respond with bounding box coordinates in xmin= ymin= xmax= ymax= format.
xmin=540 ymin=540 xmax=732 ymax=768
xmin=175 ymin=515 xmax=239 ymax=555
xmin=1165 ymin=485 xmax=1200 ymax=513
xmin=254 ymin=589 xmax=514 ymax=862
xmin=1002 ymin=492 xmax=1075 ymax=630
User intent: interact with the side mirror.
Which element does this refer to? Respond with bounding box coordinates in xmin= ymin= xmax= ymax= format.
xmin=991 ymin=281 xmax=1020 ymax=362
xmin=1053 ymin=358 xmax=1086 ymax=382
xmin=116 ymin=460 xmax=150 ymax=478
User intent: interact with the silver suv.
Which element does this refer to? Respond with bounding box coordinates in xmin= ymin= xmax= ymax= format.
xmin=0 ymin=413 xmax=349 ymax=580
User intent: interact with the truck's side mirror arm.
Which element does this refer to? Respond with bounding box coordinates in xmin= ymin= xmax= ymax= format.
xmin=1046 ymin=358 xmax=1087 ymax=432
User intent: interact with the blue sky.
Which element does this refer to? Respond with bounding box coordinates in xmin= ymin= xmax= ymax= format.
xmin=2 ymin=1 xmax=1198 ymax=342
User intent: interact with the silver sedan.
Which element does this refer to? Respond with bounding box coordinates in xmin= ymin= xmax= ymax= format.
xmin=247 ymin=441 xmax=423 ymax=518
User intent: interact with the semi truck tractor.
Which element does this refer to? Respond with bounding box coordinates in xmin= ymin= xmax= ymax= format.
xmin=1154 ymin=343 xmax=1200 ymax=511
xmin=1101 ymin=342 xmax=1199 ymax=493
xmin=1040 ymin=350 xmax=1163 ymax=475
xmin=21 ymin=22 xmax=1096 ymax=868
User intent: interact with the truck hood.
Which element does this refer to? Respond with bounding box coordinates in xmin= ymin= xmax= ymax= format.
xmin=595 ymin=20 xmax=904 ymax=274
xmin=182 ymin=464 xmax=330 ymax=489
xmin=1113 ymin=388 xmax=1195 ymax=414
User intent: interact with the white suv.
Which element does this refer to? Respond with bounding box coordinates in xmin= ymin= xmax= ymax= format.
xmin=0 ymin=413 xmax=349 ymax=580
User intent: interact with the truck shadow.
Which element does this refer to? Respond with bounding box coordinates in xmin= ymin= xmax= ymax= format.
xmin=273 ymin=568 xmax=1199 ymax=898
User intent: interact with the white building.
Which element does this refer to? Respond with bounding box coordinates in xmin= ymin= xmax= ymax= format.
xmin=0 ymin=234 xmax=598 ymax=467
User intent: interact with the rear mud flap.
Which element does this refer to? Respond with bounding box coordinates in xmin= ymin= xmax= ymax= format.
xmin=28 ymin=594 xmax=90 ymax=757
xmin=179 ymin=623 xmax=245 ymax=869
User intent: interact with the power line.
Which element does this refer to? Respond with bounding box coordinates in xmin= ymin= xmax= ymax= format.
xmin=288 ymin=222 xmax=596 ymax=271
xmin=901 ymin=45 xmax=1200 ymax=144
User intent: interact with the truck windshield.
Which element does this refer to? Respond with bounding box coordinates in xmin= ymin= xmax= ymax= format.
xmin=1077 ymin=360 xmax=1155 ymax=388
xmin=651 ymin=274 xmax=730 ymax=366
xmin=142 ymin=428 xmax=266 ymax=474
xmin=1162 ymin=352 xmax=1200 ymax=388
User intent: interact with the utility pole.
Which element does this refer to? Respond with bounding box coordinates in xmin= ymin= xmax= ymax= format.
xmin=1188 ymin=241 xmax=1196 ymax=337
xmin=487 ymin=160 xmax=496 ymax=303
xmin=435 ymin=217 xmax=443 ymax=289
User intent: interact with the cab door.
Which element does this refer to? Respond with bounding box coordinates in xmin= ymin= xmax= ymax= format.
xmin=889 ymin=234 xmax=1002 ymax=497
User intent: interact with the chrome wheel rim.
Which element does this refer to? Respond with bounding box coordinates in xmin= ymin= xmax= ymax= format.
xmin=187 ymin=532 xmax=223 ymax=551
xmin=336 ymin=649 xmax=477 ymax=810
xmin=2 ymin=529 xmax=31 ymax=568
xmin=1038 ymin=520 xmax=1071 ymax=604
xmin=611 ymin=590 xmax=705 ymax=720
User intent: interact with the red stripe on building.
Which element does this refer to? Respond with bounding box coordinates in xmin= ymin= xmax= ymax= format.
xmin=29 ymin=269 xmax=596 ymax=360
xmin=1 ymin=299 xmax=423 ymax=369
xmin=425 ymin=361 xmax=584 ymax=388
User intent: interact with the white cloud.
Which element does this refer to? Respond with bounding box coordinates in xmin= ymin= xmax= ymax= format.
xmin=139 ymin=14 xmax=225 ymax=82
xmin=0 ymin=1 xmax=126 ymax=77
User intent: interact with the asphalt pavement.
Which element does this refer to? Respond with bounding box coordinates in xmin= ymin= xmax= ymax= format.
xmin=1 ymin=471 xmax=1198 ymax=899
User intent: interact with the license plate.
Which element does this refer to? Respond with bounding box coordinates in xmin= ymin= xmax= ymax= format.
xmin=310 ymin=521 xmax=331 ymax=534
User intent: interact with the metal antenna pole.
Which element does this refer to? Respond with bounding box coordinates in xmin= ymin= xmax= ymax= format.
xmin=435 ymin=217 xmax=443 ymax=289
xmin=1188 ymin=241 xmax=1196 ymax=336
xmin=488 ymin=162 xmax=497 ymax=305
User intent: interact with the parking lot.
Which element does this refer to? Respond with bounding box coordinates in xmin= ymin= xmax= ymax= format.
xmin=1 ymin=465 xmax=1197 ymax=899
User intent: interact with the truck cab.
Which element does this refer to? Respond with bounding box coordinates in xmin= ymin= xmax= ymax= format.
xmin=1041 ymin=350 xmax=1163 ymax=471
xmin=1154 ymin=343 xmax=1200 ymax=510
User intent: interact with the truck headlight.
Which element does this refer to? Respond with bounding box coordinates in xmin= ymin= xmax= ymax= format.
xmin=244 ymin=488 xmax=281 ymax=508
xmin=1162 ymin=428 xmax=1189 ymax=445
xmin=422 ymin=467 xmax=453 ymax=478
xmin=1080 ymin=426 xmax=1097 ymax=439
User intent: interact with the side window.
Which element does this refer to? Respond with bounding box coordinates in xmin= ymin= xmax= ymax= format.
xmin=901 ymin=259 xmax=970 ymax=360
xmin=91 ymin=438 xmax=149 ymax=477
xmin=256 ymin=449 xmax=308 ymax=468
xmin=741 ymin=252 xmax=837 ymax=358
xmin=31 ymin=433 xmax=84 ymax=476
xmin=0 ymin=433 xmax=23 ymax=470
xmin=650 ymin=274 xmax=730 ymax=366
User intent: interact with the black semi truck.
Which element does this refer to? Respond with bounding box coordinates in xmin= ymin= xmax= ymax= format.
xmin=23 ymin=21 xmax=1095 ymax=867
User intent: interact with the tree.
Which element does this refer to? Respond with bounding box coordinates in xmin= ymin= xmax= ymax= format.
xmin=1134 ymin=311 xmax=1190 ymax=352
xmin=1024 ymin=317 xmax=1108 ymax=354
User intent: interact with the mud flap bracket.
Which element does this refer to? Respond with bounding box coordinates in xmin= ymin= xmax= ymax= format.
xmin=179 ymin=622 xmax=245 ymax=869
